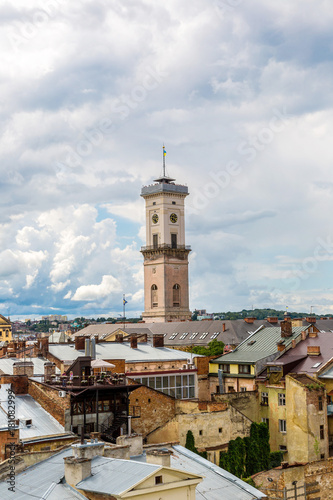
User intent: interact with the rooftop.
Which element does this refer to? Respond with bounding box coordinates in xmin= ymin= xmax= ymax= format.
xmin=0 ymin=383 xmax=66 ymax=440
xmin=49 ymin=342 xmax=202 ymax=363
xmin=212 ymin=326 xmax=312 ymax=364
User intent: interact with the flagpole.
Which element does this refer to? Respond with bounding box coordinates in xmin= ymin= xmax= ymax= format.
xmin=163 ymin=145 xmax=166 ymax=177
xmin=123 ymin=294 xmax=125 ymax=330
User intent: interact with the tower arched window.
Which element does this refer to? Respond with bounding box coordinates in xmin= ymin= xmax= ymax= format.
xmin=151 ymin=284 xmax=158 ymax=308
xmin=173 ymin=284 xmax=180 ymax=307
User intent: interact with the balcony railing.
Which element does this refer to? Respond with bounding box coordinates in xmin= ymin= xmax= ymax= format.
xmin=45 ymin=374 xmax=128 ymax=388
xmin=141 ymin=244 xmax=191 ymax=252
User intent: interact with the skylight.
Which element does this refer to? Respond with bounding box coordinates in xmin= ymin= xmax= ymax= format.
xmin=312 ymin=362 xmax=322 ymax=368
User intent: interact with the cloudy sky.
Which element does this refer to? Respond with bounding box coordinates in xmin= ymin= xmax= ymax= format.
xmin=1 ymin=0 xmax=333 ymax=319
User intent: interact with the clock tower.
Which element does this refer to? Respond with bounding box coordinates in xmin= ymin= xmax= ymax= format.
xmin=141 ymin=149 xmax=191 ymax=323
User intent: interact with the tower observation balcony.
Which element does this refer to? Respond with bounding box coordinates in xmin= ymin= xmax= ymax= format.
xmin=141 ymin=181 xmax=188 ymax=196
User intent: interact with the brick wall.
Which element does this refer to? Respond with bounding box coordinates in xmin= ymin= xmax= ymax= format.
xmin=28 ymin=380 xmax=70 ymax=427
xmin=0 ymin=375 xmax=29 ymax=395
xmin=129 ymin=385 xmax=176 ymax=437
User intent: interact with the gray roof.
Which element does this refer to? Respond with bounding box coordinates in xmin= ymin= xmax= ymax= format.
xmin=141 ymin=182 xmax=188 ymax=195
xmin=212 ymin=326 xmax=310 ymax=364
xmin=0 ymin=357 xmax=60 ymax=376
xmin=49 ymin=342 xmax=202 ymax=363
xmin=171 ymin=445 xmax=266 ymax=499
xmin=0 ymin=383 xmax=65 ymax=440
xmin=132 ymin=445 xmax=266 ymax=499
xmin=75 ymin=319 xmax=267 ymax=347
xmin=77 ymin=456 xmax=161 ymax=495
xmin=0 ymin=448 xmax=86 ymax=500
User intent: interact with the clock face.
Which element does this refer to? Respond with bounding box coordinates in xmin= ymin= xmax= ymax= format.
xmin=152 ymin=214 xmax=159 ymax=224
xmin=170 ymin=213 xmax=178 ymax=223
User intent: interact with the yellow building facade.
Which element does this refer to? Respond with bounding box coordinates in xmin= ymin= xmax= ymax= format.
xmin=0 ymin=315 xmax=12 ymax=342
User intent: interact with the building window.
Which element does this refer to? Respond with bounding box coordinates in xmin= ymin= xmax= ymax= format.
xmin=171 ymin=233 xmax=177 ymax=249
xmin=219 ymin=427 xmax=222 ymax=433
xmin=319 ymin=396 xmax=323 ymax=411
xmin=153 ymin=202 xmax=156 ymax=205
xmin=199 ymin=430 xmax=203 ymax=436
xmin=278 ymin=393 xmax=286 ymax=406
xmin=261 ymin=392 xmax=269 ymax=405
xmin=173 ymin=284 xmax=180 ymax=307
xmin=219 ymin=364 xmax=230 ymax=373
xmin=240 ymin=387 xmax=247 ymax=392
xmin=151 ymin=284 xmax=158 ymax=308
xmin=321 ymin=453 xmax=325 ymax=459
xmin=130 ymin=373 xmax=196 ymax=399
xmin=320 ymin=425 xmax=324 ymax=440
xmin=153 ymin=234 xmax=158 ymax=249
xmin=172 ymin=201 xmax=176 ymax=205
xmin=261 ymin=418 xmax=269 ymax=428
xmin=279 ymin=445 xmax=287 ymax=452
xmin=155 ymin=475 xmax=163 ymax=485
xmin=279 ymin=419 xmax=286 ymax=433
xmin=238 ymin=364 xmax=250 ymax=374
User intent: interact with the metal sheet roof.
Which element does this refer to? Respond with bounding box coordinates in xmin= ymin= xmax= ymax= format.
xmin=0 ymin=357 xmax=60 ymax=376
xmin=0 ymin=448 xmax=83 ymax=499
xmin=212 ymin=326 xmax=309 ymax=364
xmin=0 ymin=384 xmax=65 ymax=439
xmin=49 ymin=342 xmax=202 ymax=363
xmin=170 ymin=445 xmax=266 ymax=499
xmin=77 ymin=456 xmax=161 ymax=495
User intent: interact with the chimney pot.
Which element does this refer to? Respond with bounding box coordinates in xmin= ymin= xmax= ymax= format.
xmin=75 ymin=336 xmax=86 ymax=350
xmin=222 ymin=323 xmax=226 ymax=332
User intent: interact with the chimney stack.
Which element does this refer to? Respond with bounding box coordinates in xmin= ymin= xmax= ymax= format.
xmin=116 ymin=334 xmax=123 ymax=343
xmin=291 ymin=339 xmax=296 ymax=348
xmin=94 ymin=334 xmax=99 ymax=344
xmin=280 ymin=320 xmax=292 ymax=338
xmin=75 ymin=336 xmax=86 ymax=350
xmin=39 ymin=337 xmax=49 ymax=356
xmin=64 ymin=457 xmax=91 ymax=487
xmin=153 ymin=334 xmax=164 ymax=348
xmin=146 ymin=449 xmax=172 ymax=467
xmin=301 ymin=330 xmax=307 ymax=341
xmin=130 ymin=335 xmax=138 ymax=349
xmin=306 ymin=317 xmax=316 ymax=324
xmin=244 ymin=317 xmax=256 ymax=324
xmin=44 ymin=361 xmax=56 ymax=381
xmin=307 ymin=346 xmax=321 ymax=356
xmin=85 ymin=338 xmax=91 ymax=356
xmin=267 ymin=317 xmax=278 ymax=324
xmin=222 ymin=323 xmax=226 ymax=332
xmin=277 ymin=342 xmax=285 ymax=352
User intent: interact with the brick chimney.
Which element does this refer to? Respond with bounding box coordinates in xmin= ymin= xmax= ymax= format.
xmin=146 ymin=449 xmax=172 ymax=467
xmin=116 ymin=334 xmax=123 ymax=343
xmin=307 ymin=346 xmax=320 ymax=356
xmin=267 ymin=317 xmax=278 ymax=324
xmin=44 ymin=361 xmax=56 ymax=381
xmin=280 ymin=320 xmax=292 ymax=338
xmin=277 ymin=342 xmax=285 ymax=352
xmin=130 ymin=335 xmax=138 ymax=349
xmin=301 ymin=330 xmax=307 ymax=341
xmin=306 ymin=317 xmax=316 ymax=324
xmin=222 ymin=323 xmax=226 ymax=332
xmin=75 ymin=336 xmax=86 ymax=350
xmin=39 ymin=337 xmax=49 ymax=356
xmin=13 ymin=361 xmax=34 ymax=377
xmin=244 ymin=317 xmax=256 ymax=324
xmin=153 ymin=334 xmax=164 ymax=348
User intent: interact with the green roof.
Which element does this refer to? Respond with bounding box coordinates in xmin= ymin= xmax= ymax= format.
xmin=212 ymin=326 xmax=309 ymax=364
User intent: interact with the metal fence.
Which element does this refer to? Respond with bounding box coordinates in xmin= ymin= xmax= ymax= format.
xmin=260 ymin=481 xmax=320 ymax=500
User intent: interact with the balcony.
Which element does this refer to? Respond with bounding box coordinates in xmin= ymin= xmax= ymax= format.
xmin=141 ymin=244 xmax=191 ymax=252
xmin=45 ymin=373 xmax=128 ymax=389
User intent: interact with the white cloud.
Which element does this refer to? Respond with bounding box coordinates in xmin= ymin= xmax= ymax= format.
xmin=72 ymin=275 xmax=122 ymax=301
